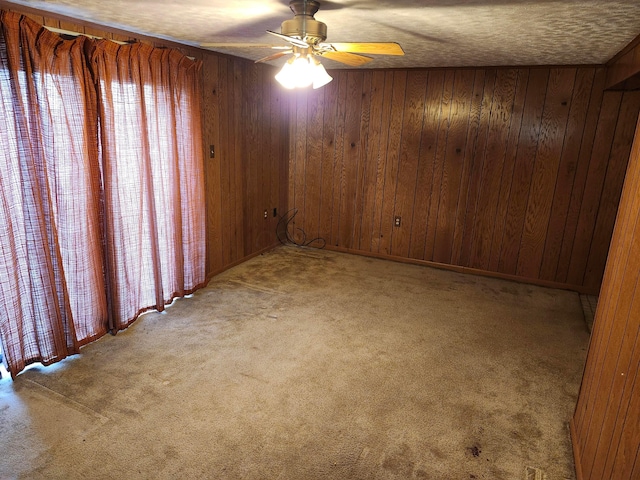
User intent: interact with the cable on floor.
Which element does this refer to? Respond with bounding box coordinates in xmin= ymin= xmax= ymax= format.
xmin=276 ymin=208 xmax=326 ymax=249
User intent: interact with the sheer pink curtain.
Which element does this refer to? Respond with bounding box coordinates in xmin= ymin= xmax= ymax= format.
xmin=91 ymin=41 xmax=206 ymax=331
xmin=0 ymin=11 xmax=108 ymax=376
xmin=0 ymin=12 xmax=206 ymax=376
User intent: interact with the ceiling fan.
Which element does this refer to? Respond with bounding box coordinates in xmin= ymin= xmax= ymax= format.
xmin=200 ymin=0 xmax=404 ymax=88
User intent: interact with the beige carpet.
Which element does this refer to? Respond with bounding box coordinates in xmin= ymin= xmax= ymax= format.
xmin=0 ymin=246 xmax=590 ymax=479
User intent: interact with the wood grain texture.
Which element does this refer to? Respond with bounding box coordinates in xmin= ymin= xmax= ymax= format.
xmin=582 ymin=91 xmax=640 ymax=290
xmin=370 ymin=71 xmax=395 ymax=254
xmin=571 ymin=112 xmax=640 ymax=480
xmin=409 ymin=70 xmax=446 ymax=260
xmin=470 ymin=68 xmax=518 ymax=271
xmin=378 ymin=71 xmax=407 ymax=255
xmin=433 ymin=69 xmax=476 ymax=265
xmin=288 ymin=66 xmax=640 ymax=292
xmin=566 ymin=91 xmax=623 ymax=287
xmin=451 ymin=70 xmax=486 ymax=265
xmin=392 ymin=69 xmax=427 ymax=258
xmin=538 ymin=68 xmax=595 ymax=281
xmin=516 ymin=68 xmax=576 ymax=278
xmin=424 ymin=70 xmax=455 ymax=262
xmin=200 ymin=58 xmax=290 ymax=277
xmin=201 ymin=52 xmax=223 ymax=273
xmin=498 ymin=68 xmax=549 ymax=275
xmin=203 ymin=58 xmax=290 ymax=275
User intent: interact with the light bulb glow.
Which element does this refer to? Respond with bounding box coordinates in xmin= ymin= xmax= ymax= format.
xmin=275 ymin=54 xmax=333 ymax=90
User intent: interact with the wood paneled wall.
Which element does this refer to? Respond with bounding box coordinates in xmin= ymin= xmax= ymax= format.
xmin=2 ymin=5 xmax=291 ymax=279
xmin=201 ymin=55 xmax=289 ymax=276
xmin=571 ymin=111 xmax=640 ymax=480
xmin=288 ymin=67 xmax=640 ymax=292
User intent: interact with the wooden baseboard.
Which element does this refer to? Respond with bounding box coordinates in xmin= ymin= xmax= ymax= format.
xmin=320 ymin=245 xmax=598 ymax=295
xmin=569 ymin=419 xmax=584 ymax=480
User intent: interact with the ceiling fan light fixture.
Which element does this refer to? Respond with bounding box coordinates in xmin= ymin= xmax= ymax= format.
xmin=311 ymin=57 xmax=332 ymax=89
xmin=275 ymin=54 xmax=332 ymax=90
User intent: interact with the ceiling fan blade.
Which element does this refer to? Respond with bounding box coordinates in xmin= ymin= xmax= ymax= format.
xmin=266 ymin=30 xmax=309 ymax=48
xmin=327 ymin=42 xmax=405 ymax=56
xmin=201 ymin=43 xmax=290 ymax=49
xmin=255 ymin=51 xmax=293 ymax=63
xmin=320 ymin=51 xmax=373 ymax=67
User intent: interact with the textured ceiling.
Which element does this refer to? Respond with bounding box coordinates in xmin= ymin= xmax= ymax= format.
xmin=3 ymin=0 xmax=640 ymax=69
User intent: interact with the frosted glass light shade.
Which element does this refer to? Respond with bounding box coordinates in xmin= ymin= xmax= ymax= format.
xmin=275 ymin=54 xmax=333 ymax=90
xmin=311 ymin=61 xmax=332 ymax=89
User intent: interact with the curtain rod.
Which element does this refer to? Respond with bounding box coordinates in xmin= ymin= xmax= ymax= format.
xmin=43 ymin=25 xmax=130 ymax=45
xmin=43 ymin=26 xmax=196 ymax=60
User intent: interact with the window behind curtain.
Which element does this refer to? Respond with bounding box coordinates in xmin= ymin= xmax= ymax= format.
xmin=93 ymin=41 xmax=206 ymax=331
xmin=0 ymin=12 xmax=206 ymax=376
xmin=0 ymin=13 xmax=108 ymax=375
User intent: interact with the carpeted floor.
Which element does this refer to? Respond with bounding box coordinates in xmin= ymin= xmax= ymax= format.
xmin=0 ymin=246 xmax=590 ymax=479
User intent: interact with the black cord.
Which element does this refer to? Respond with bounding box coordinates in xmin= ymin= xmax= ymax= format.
xmin=276 ymin=208 xmax=326 ymax=249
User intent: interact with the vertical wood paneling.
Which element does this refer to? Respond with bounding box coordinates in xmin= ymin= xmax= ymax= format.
xmin=556 ymin=68 xmax=607 ymax=283
xmin=424 ymin=70 xmax=455 ymax=261
xmin=408 ymin=70 xmax=445 ymax=260
xmin=338 ymin=72 xmax=363 ymax=249
xmin=232 ymin=61 xmax=243 ymax=260
xmin=289 ymin=66 xmax=640 ymax=292
xmin=292 ymin=89 xmax=308 ymax=245
xmin=203 ymin=57 xmax=289 ymax=275
xmin=202 ymin=52 xmax=223 ymax=273
xmin=487 ymin=68 xmax=528 ymax=271
xmin=352 ymin=72 xmax=372 ymax=250
xmin=469 ymin=68 xmax=519 ymax=270
xmin=370 ymin=71 xmax=395 ymax=253
xmin=217 ymin=58 xmax=233 ymax=267
xmin=330 ymin=73 xmax=348 ymax=247
xmin=458 ymin=69 xmax=497 ymax=267
xmin=318 ymin=78 xmax=339 ymax=242
xmin=432 ymin=69 xmax=475 ymax=264
xmin=583 ymin=91 xmax=640 ymax=290
xmin=451 ymin=69 xmax=485 ymax=265
xmin=517 ymin=68 xmax=576 ymax=278
xmin=566 ymin=91 xmax=623 ymax=286
xmin=304 ymin=88 xmax=324 ymax=246
xmin=242 ymin=63 xmax=259 ymax=256
xmin=572 ymin=112 xmax=640 ymax=480
xmin=392 ymin=70 xmax=427 ymax=258
xmin=539 ymin=68 xmax=595 ymax=281
xmin=378 ymin=71 xmax=407 ymax=255
xmin=498 ymin=68 xmax=549 ymax=275
xmin=359 ymin=71 xmax=386 ymax=251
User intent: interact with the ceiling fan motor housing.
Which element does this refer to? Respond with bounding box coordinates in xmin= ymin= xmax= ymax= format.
xmin=282 ymin=0 xmax=327 ymax=44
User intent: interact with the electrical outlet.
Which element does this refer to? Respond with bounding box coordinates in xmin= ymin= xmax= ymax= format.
xmin=264 ymin=210 xmax=268 ymax=219
xmin=394 ymin=216 xmax=401 ymax=227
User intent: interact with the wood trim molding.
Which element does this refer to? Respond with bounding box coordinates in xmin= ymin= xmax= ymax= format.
xmin=570 ymin=419 xmax=585 ymax=480
xmin=606 ymin=34 xmax=640 ymax=90
xmin=322 ymin=245 xmax=600 ymax=295
xmin=607 ymin=32 xmax=640 ymax=66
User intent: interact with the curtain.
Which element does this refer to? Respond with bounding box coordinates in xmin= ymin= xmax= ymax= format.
xmin=92 ymin=41 xmax=206 ymax=331
xmin=0 ymin=11 xmax=206 ymax=377
xmin=0 ymin=11 xmax=108 ymax=375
